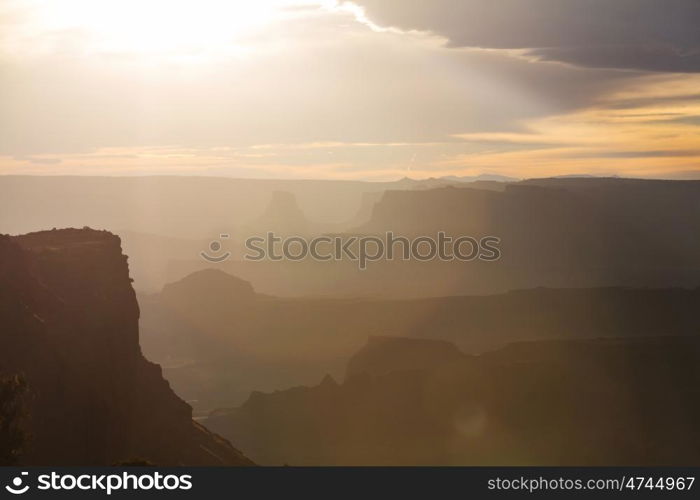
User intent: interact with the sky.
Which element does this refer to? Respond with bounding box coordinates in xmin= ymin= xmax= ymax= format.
xmin=1 ymin=0 xmax=699 ymax=180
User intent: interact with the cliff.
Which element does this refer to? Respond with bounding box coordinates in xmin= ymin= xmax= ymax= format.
xmin=205 ymin=336 xmax=700 ymax=466
xmin=140 ymin=273 xmax=700 ymax=411
xmin=254 ymin=191 xmax=310 ymax=235
xmin=0 ymin=228 xmax=253 ymax=465
xmin=346 ymin=336 xmax=466 ymax=379
xmin=354 ymin=179 xmax=700 ymax=292
xmin=160 ymin=269 xmax=257 ymax=313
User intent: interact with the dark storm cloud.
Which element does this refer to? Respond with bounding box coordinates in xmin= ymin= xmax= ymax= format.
xmin=561 ymin=149 xmax=700 ymax=159
xmin=356 ymin=0 xmax=700 ymax=72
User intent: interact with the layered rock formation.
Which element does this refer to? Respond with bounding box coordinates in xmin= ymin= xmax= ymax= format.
xmin=0 ymin=228 xmax=253 ymax=465
xmin=205 ymin=335 xmax=700 ymax=466
xmin=254 ymin=191 xmax=310 ymax=235
xmin=346 ymin=336 xmax=466 ymax=378
xmin=354 ymin=178 xmax=700 ymax=293
xmin=139 ymin=270 xmax=700 ymax=411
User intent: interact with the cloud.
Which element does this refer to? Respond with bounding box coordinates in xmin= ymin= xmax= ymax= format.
xmin=355 ymin=0 xmax=700 ymax=72
xmin=442 ymin=76 xmax=700 ymax=178
xmin=12 ymin=155 xmax=62 ymax=165
xmin=0 ymin=7 xmax=637 ymax=157
xmin=0 ymin=0 xmax=698 ymax=180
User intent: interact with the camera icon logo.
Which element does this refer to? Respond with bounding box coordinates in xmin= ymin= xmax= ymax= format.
xmin=5 ymin=472 xmax=29 ymax=495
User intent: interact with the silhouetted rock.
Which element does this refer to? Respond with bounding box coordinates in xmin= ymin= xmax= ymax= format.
xmin=205 ymin=336 xmax=700 ymax=466
xmin=255 ymin=191 xmax=309 ymax=235
xmin=161 ymin=269 xmax=256 ymax=311
xmin=4 ymin=176 xmax=699 ymax=296
xmin=352 ymin=178 xmax=700 ymax=293
xmin=140 ymin=274 xmax=700 ymax=411
xmin=318 ymin=374 xmax=338 ymax=389
xmin=346 ymin=336 xmax=466 ymax=379
xmin=0 ymin=229 xmax=253 ymax=465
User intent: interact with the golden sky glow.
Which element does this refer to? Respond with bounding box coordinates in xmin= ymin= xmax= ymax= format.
xmin=1 ymin=0 xmax=699 ymax=180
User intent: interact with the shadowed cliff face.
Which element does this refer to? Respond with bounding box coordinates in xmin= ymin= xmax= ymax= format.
xmin=0 ymin=229 xmax=253 ymax=466
xmin=346 ymin=336 xmax=467 ymax=379
xmin=139 ymin=269 xmax=700 ymax=411
xmin=347 ymin=179 xmax=700 ymax=295
xmin=205 ymin=336 xmax=700 ymax=466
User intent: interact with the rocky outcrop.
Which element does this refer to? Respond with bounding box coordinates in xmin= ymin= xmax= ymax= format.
xmin=160 ymin=269 xmax=257 ymax=312
xmin=346 ymin=336 xmax=466 ymax=379
xmin=205 ymin=336 xmax=700 ymax=466
xmin=255 ymin=191 xmax=309 ymax=235
xmin=355 ymin=179 xmax=700 ymax=292
xmin=140 ymin=275 xmax=700 ymax=411
xmin=0 ymin=228 xmax=253 ymax=465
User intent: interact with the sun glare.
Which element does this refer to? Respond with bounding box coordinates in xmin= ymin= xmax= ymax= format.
xmin=27 ymin=0 xmax=332 ymax=57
